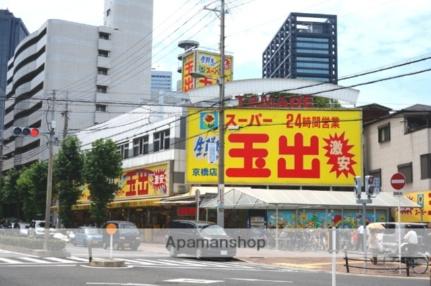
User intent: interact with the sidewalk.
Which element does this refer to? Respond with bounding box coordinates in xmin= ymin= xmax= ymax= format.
xmin=126 ymin=243 xmax=430 ymax=278
xmin=240 ymin=255 xmax=430 ymax=279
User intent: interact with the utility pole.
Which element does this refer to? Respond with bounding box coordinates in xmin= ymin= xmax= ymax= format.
xmin=217 ymin=0 xmax=226 ymax=228
xmin=55 ymin=91 xmax=69 ymax=228
xmin=203 ymin=0 xmax=226 ymax=227
xmin=44 ymin=90 xmax=55 ymax=250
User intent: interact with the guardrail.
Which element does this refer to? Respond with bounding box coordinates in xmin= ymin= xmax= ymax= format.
xmin=344 ymin=250 xmax=412 ymax=277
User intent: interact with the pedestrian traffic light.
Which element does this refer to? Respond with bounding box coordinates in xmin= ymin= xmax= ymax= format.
xmin=365 ymin=175 xmax=375 ymax=198
xmin=354 ymin=176 xmax=362 ymax=199
xmin=13 ymin=127 xmax=40 ymax=137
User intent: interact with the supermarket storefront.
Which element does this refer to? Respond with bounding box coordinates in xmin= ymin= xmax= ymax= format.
xmin=200 ymin=188 xmax=419 ymax=229
xmin=73 ymin=161 xmax=174 ymax=227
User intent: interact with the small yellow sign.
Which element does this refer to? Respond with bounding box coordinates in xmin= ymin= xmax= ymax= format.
xmin=395 ymin=191 xmax=431 ymax=223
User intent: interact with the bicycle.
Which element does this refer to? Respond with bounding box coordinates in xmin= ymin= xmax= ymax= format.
xmin=382 ymin=248 xmax=429 ymax=274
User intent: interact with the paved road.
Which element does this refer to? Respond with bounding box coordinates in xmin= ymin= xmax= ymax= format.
xmin=0 ymin=249 xmax=428 ymax=285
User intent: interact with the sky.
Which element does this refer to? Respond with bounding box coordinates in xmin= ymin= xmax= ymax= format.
xmin=1 ymin=0 xmax=430 ymax=110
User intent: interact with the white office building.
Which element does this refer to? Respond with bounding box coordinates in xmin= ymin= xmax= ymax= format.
xmin=3 ymin=0 xmax=153 ymax=171
xmin=151 ymin=70 xmax=172 ymax=93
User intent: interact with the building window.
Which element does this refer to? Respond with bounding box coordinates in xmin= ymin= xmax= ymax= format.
xmin=405 ymin=115 xmax=429 ymax=133
xmin=96 ymin=85 xmax=108 ymax=93
xmin=378 ymin=123 xmax=390 ymax=143
xmin=420 ymin=153 xmax=431 ymax=179
xmin=98 ymin=49 xmax=110 ymax=57
xmin=99 ymin=32 xmax=111 ymax=40
xmin=117 ymin=142 xmax=129 ymax=159
xmin=398 ymin=162 xmax=413 ymax=184
xmin=133 ymin=135 xmax=149 ymax=156
xmin=96 ymin=104 xmax=107 ymax=112
xmin=97 ymin=67 xmax=108 ymax=75
xmin=153 ymin=129 xmax=170 ymax=152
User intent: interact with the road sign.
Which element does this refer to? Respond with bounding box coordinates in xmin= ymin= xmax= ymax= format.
xmin=106 ymin=223 xmax=117 ymax=235
xmin=390 ymin=173 xmax=406 ymax=190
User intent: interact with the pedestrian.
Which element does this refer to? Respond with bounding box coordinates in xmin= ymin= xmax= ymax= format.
xmin=368 ymin=228 xmax=381 ymax=265
xmin=356 ymin=221 xmax=369 ymax=251
xmin=402 ymin=228 xmax=418 ymax=257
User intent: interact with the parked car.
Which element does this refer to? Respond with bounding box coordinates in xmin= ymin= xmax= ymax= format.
xmin=102 ymin=221 xmax=141 ymax=250
xmin=71 ymin=227 xmax=103 ymax=247
xmin=28 ymin=220 xmax=55 ymax=237
xmin=166 ymin=220 xmax=236 ymax=259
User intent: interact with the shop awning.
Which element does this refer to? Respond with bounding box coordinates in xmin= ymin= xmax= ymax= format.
xmin=200 ymin=188 xmax=419 ymax=209
xmin=72 ymin=198 xmax=162 ymax=210
xmin=162 ymin=186 xmax=223 ymax=202
xmin=108 ymin=198 xmax=162 ymax=208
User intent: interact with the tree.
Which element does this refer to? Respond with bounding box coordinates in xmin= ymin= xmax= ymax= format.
xmin=313 ymin=96 xmax=341 ymax=108
xmin=0 ymin=169 xmax=22 ymax=219
xmin=54 ymin=136 xmax=84 ymax=228
xmin=84 ymin=139 xmax=122 ymax=226
xmin=16 ymin=162 xmax=48 ymax=221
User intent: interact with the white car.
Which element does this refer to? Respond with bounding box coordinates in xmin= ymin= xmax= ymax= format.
xmin=28 ymin=220 xmax=55 ymax=237
xmin=16 ymin=222 xmax=29 ymax=236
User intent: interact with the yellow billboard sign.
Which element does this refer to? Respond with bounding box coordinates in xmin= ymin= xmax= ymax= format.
xmin=186 ymin=108 xmax=363 ymax=186
xmin=395 ymin=191 xmax=431 ymax=223
xmin=181 ymin=50 xmax=233 ymax=92
xmin=78 ymin=162 xmax=170 ymax=204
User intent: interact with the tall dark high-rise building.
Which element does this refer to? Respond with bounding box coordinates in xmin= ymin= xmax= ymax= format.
xmin=262 ymin=12 xmax=337 ymax=83
xmin=0 ymin=9 xmax=28 ymax=143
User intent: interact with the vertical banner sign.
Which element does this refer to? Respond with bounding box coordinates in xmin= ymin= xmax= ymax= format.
xmin=182 ymin=52 xmax=196 ymax=92
xmin=186 ymin=108 xmax=363 ymax=186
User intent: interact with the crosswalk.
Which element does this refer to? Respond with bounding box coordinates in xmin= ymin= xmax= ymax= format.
xmin=0 ymin=255 xmax=272 ymax=270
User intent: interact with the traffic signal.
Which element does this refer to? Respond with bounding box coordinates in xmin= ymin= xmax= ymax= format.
xmin=354 ymin=176 xmax=362 ymax=199
xmin=13 ymin=127 xmax=40 ymax=137
xmin=365 ymin=175 xmax=375 ymax=198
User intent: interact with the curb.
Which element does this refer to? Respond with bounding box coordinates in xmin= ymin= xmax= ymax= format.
xmin=89 ymin=259 xmax=126 ymax=267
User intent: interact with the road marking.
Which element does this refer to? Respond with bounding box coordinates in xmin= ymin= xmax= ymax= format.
xmin=122 ymin=258 xmax=154 ymax=265
xmin=19 ymin=257 xmax=50 ymax=264
xmin=136 ymin=258 xmax=178 ymax=266
xmin=0 ymin=264 xmax=76 ymax=268
xmin=68 ymin=256 xmax=89 ymax=262
xmin=86 ymin=283 xmax=157 ymax=286
xmin=158 ymin=259 xmax=206 ymax=266
xmin=164 ymin=278 xmax=223 ymax=284
xmin=45 ymin=257 xmax=76 ymax=263
xmin=0 ymin=257 xmax=23 ymax=264
xmin=230 ymin=278 xmax=293 ymax=283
